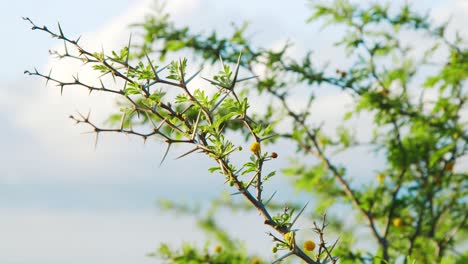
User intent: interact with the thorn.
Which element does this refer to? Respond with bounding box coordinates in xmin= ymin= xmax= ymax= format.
xmin=260 ymin=134 xmax=278 ymax=142
xmin=99 ymin=78 xmax=105 ymax=88
xmin=145 ymin=52 xmax=159 ymax=81
xmin=122 ymin=79 xmax=128 ymax=93
xmin=229 ymin=52 xmax=242 ymax=90
xmin=125 ymin=33 xmax=132 ymax=64
xmin=157 ymin=63 xmax=169 ymax=74
xmin=180 ymin=104 xmax=194 ymax=115
xmin=45 ymin=68 xmax=53 ymax=86
xmin=331 ymin=237 xmax=340 ymax=250
xmin=159 ymin=143 xmax=171 ymax=166
xmin=191 ymin=110 xmax=202 ymax=140
xmin=94 ymin=132 xmax=100 ymax=150
xmin=76 ymin=111 xmax=86 ymax=120
xmin=156 ymin=118 xmax=167 ymax=131
xmin=236 ymin=75 xmax=258 ymax=82
xmin=178 ymin=58 xmax=185 ymax=83
xmin=290 ymin=201 xmax=309 ymax=228
xmin=119 ymin=112 xmax=127 ymax=131
xmin=244 ymin=173 xmax=258 ymax=190
xmin=144 ymin=112 xmax=157 ymax=130
xmin=57 ymin=22 xmax=64 ymax=37
xmin=63 ymin=40 xmax=69 ymax=56
xmin=209 ymin=92 xmax=230 ymax=113
xmin=272 ymin=252 xmax=293 ymax=264
xmin=200 ymin=76 xmax=216 ymax=85
xmin=175 ymin=147 xmax=198 ymax=160
xmin=218 ymin=54 xmax=224 ymax=67
xmin=200 ymin=76 xmax=230 ymax=90
xmin=185 ymin=68 xmax=203 ymax=84
xmin=264 ymin=191 xmax=277 ymax=206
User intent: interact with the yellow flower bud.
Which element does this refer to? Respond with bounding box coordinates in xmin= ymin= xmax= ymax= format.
xmin=251 ymin=257 xmax=261 ymax=264
xmin=303 ymin=240 xmax=316 ymax=251
xmin=377 ymin=174 xmax=385 ymax=184
xmin=214 ymin=245 xmax=222 ymax=253
xmin=444 ymin=162 xmax=454 ymax=172
xmin=393 ymin=218 xmax=403 ymax=228
xmin=379 ymin=89 xmax=389 ymax=97
xmin=250 ymin=141 xmax=261 ymax=154
xmin=284 ymin=232 xmax=293 ymax=243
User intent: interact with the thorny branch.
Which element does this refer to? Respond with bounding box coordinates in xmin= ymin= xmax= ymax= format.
xmin=24 ymin=18 xmax=332 ymax=264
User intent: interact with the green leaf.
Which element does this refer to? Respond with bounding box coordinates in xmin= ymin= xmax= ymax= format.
xmin=166 ymin=40 xmax=185 ymax=51
xmin=429 ymin=143 xmax=455 ymax=168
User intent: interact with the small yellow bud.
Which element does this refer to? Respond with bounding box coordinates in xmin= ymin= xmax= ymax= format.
xmin=303 ymin=240 xmax=316 ymax=251
xmin=251 ymin=257 xmax=261 ymax=264
xmin=319 ymin=137 xmax=327 ymax=146
xmin=250 ymin=141 xmax=261 ymax=154
xmin=214 ymin=245 xmax=222 ymax=253
xmin=272 ymin=246 xmax=278 ymax=253
xmin=393 ymin=218 xmax=403 ymax=228
xmin=444 ymin=162 xmax=454 ymax=172
xmin=284 ymin=232 xmax=293 ymax=243
xmin=379 ymin=89 xmax=389 ymax=97
xmin=377 ymin=174 xmax=385 ymax=184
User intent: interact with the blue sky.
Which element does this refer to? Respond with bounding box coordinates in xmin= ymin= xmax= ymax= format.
xmin=1 ymin=0 xmax=467 ymax=263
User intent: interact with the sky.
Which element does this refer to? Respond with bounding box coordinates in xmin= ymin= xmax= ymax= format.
xmin=0 ymin=0 xmax=467 ymax=263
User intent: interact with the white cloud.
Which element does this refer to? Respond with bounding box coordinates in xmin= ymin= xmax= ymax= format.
xmin=0 ymin=0 xmax=221 ymax=187
xmin=11 ymin=0 xmax=204 ymax=163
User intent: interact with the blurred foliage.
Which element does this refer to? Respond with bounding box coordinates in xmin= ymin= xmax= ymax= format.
xmin=131 ymin=0 xmax=467 ymax=262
